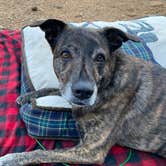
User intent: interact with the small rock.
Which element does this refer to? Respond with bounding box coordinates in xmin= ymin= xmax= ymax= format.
xmin=75 ymin=14 xmax=83 ymax=18
xmin=0 ymin=25 xmax=4 ymax=30
xmin=127 ymin=13 xmax=137 ymax=17
xmin=54 ymin=5 xmax=63 ymax=9
xmin=31 ymin=7 xmax=38 ymax=12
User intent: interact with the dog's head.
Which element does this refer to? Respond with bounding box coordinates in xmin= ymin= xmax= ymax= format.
xmin=35 ymin=19 xmax=139 ymax=107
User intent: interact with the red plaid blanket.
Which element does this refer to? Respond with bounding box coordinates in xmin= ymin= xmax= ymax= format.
xmin=0 ymin=30 xmax=165 ymax=166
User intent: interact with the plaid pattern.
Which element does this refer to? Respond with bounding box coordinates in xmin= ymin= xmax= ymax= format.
xmin=20 ymin=104 xmax=79 ymax=139
xmin=0 ymin=30 xmax=166 ymax=166
xmin=122 ymin=41 xmax=157 ymax=64
xmin=0 ymin=30 xmax=35 ymax=155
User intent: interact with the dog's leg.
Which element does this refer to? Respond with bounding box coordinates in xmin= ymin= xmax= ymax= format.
xmin=0 ymin=142 xmax=109 ymax=166
xmin=0 ymin=105 xmax=120 ymax=166
xmin=0 ymin=118 xmax=117 ymax=166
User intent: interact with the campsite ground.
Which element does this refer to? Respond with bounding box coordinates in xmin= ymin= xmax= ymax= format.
xmin=0 ymin=0 xmax=165 ymax=29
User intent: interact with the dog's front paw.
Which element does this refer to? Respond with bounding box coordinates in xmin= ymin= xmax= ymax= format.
xmin=0 ymin=153 xmax=21 ymax=166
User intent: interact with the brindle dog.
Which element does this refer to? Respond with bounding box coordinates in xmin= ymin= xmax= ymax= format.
xmin=0 ymin=19 xmax=165 ymax=166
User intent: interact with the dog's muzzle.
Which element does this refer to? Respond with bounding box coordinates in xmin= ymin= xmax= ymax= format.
xmin=62 ymin=80 xmax=97 ymax=107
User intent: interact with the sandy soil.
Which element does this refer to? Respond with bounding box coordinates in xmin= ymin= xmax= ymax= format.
xmin=0 ymin=0 xmax=165 ymax=29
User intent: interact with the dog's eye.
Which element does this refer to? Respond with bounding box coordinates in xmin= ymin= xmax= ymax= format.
xmin=61 ymin=50 xmax=72 ymax=59
xmin=94 ymin=53 xmax=105 ymax=62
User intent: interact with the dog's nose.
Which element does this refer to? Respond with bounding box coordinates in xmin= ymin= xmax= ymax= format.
xmin=72 ymin=81 xmax=94 ymax=100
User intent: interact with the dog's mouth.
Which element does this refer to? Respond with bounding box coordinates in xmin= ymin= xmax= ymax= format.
xmin=62 ymin=91 xmax=93 ymax=107
xmin=71 ymin=98 xmax=90 ymax=107
xmin=61 ymin=89 xmax=89 ymax=107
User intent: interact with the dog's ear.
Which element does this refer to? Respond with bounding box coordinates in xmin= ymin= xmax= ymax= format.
xmin=30 ymin=19 xmax=67 ymax=49
xmin=101 ymin=27 xmax=140 ymax=52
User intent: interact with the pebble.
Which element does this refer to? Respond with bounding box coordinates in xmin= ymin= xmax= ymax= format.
xmin=127 ymin=12 xmax=137 ymax=17
xmin=54 ymin=5 xmax=63 ymax=9
xmin=75 ymin=14 xmax=83 ymax=18
xmin=31 ymin=7 xmax=38 ymax=12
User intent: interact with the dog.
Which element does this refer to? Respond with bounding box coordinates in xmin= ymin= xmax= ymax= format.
xmin=0 ymin=19 xmax=165 ymax=166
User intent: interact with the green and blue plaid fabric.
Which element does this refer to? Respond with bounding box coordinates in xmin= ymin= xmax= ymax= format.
xmin=122 ymin=40 xmax=157 ymax=63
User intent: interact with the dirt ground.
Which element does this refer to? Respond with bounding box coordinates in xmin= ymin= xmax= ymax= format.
xmin=0 ymin=0 xmax=165 ymax=29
